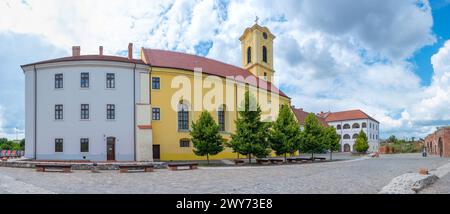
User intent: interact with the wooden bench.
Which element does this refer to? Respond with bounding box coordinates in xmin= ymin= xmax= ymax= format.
xmin=35 ymin=164 xmax=72 ymax=173
xmin=313 ymin=157 xmax=326 ymax=161
xmin=295 ymin=157 xmax=313 ymax=162
xmin=119 ymin=164 xmax=154 ymax=173
xmin=256 ymin=158 xmax=270 ymax=165
xmin=168 ymin=163 xmax=198 ymax=171
xmin=286 ymin=157 xmax=297 ymax=163
xmin=269 ymin=159 xmax=283 ymax=164
xmin=233 ymin=159 xmax=245 ymax=165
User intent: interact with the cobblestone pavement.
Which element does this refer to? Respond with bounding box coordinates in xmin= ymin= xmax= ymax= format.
xmin=0 ymin=153 xmax=448 ymax=194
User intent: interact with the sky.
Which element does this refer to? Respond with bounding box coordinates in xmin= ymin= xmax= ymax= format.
xmin=0 ymin=0 xmax=450 ymax=140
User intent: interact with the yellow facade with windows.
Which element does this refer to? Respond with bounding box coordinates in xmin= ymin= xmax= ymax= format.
xmin=143 ymin=24 xmax=291 ymax=161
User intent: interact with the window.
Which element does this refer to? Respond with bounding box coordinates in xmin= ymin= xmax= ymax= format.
xmin=81 ymin=104 xmax=89 ymax=120
xmin=343 ymin=134 xmax=350 ymax=139
xmin=55 ymin=138 xmax=63 ymax=152
xmin=107 ymin=104 xmax=115 ymax=120
xmin=352 ymin=123 xmax=360 ymax=129
xmin=263 ymin=32 xmax=268 ymax=39
xmin=247 ymin=47 xmax=252 ymax=64
xmin=55 ymin=73 xmax=63 ymax=89
xmin=352 ymin=134 xmax=359 ymax=139
xmin=55 ymin=104 xmax=63 ymax=120
xmin=218 ymin=107 xmax=225 ymax=132
xmin=336 ymin=124 xmax=341 ymax=130
xmin=106 ymin=73 xmax=115 ymax=88
xmin=178 ymin=103 xmax=189 ymax=130
xmin=80 ymin=138 xmax=89 ymax=152
xmin=180 ymin=139 xmax=190 ymax=147
xmin=264 ymin=72 xmax=267 ymax=80
xmin=152 ymin=108 xmax=160 ymax=120
xmin=343 ymin=124 xmax=350 ymax=129
xmin=80 ymin=72 xmax=89 ymax=88
xmin=152 ymin=77 xmax=160 ymax=89
xmin=362 ymin=122 xmax=367 ymax=128
xmin=262 ymin=46 xmax=267 ymax=63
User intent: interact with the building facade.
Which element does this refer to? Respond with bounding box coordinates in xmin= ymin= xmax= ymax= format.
xmin=424 ymin=127 xmax=450 ymax=157
xmin=319 ymin=110 xmax=380 ymax=152
xmin=22 ymin=24 xmax=291 ymax=161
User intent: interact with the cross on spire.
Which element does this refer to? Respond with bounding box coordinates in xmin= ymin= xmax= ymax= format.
xmin=255 ymin=16 xmax=259 ymax=24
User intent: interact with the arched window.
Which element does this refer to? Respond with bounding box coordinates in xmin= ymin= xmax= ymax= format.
xmin=343 ymin=134 xmax=351 ymax=139
xmin=262 ymin=46 xmax=267 ymax=63
xmin=352 ymin=123 xmax=360 ymax=129
xmin=362 ymin=122 xmax=367 ymax=128
xmin=218 ymin=105 xmax=226 ymax=132
xmin=178 ymin=102 xmax=189 ymax=131
xmin=247 ymin=47 xmax=252 ymax=64
xmin=343 ymin=124 xmax=350 ymax=129
xmin=352 ymin=134 xmax=359 ymax=139
xmin=336 ymin=124 xmax=341 ymax=130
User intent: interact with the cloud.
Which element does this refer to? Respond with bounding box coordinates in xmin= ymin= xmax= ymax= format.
xmin=0 ymin=0 xmax=447 ymax=139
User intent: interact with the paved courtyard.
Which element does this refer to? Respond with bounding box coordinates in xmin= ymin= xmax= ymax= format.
xmin=0 ymin=153 xmax=448 ymax=194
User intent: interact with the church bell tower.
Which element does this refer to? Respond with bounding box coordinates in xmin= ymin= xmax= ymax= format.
xmin=239 ymin=21 xmax=275 ymax=83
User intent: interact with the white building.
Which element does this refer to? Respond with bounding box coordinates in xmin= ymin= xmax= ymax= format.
xmin=318 ymin=110 xmax=380 ymax=152
xmin=21 ymin=45 xmax=153 ymax=161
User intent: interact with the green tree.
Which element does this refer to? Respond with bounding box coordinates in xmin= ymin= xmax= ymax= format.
xmin=269 ymin=104 xmax=302 ymax=162
xmin=300 ymin=113 xmax=326 ymax=159
xmin=321 ymin=126 xmax=340 ymax=160
xmin=190 ymin=111 xmax=225 ymax=164
xmin=229 ymin=91 xmax=271 ymax=164
xmin=354 ymin=130 xmax=369 ymax=153
xmin=19 ymin=139 xmax=25 ymax=150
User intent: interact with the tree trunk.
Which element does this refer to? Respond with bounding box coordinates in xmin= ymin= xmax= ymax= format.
xmin=311 ymin=153 xmax=314 ymax=161
xmin=330 ymin=150 xmax=333 ymax=160
xmin=248 ymin=154 xmax=252 ymax=164
xmin=207 ymin=154 xmax=210 ymax=165
xmin=284 ymin=153 xmax=287 ymax=162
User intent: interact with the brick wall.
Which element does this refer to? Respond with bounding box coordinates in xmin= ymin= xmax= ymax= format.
xmin=424 ymin=127 xmax=450 ymax=158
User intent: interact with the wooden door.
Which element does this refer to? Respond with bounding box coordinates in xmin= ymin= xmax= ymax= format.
xmin=107 ymin=137 xmax=115 ymax=161
xmin=153 ymin=145 xmax=160 ymax=160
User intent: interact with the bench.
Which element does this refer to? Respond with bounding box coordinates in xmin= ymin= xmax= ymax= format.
xmin=256 ymin=158 xmax=270 ymax=165
xmin=286 ymin=157 xmax=297 ymax=163
xmin=269 ymin=159 xmax=283 ymax=164
xmin=119 ymin=164 xmax=154 ymax=173
xmin=168 ymin=163 xmax=198 ymax=171
xmin=35 ymin=164 xmax=72 ymax=173
xmin=295 ymin=157 xmax=313 ymax=162
xmin=233 ymin=159 xmax=245 ymax=165
xmin=313 ymin=157 xmax=326 ymax=161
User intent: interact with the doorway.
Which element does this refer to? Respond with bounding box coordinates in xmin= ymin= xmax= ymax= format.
xmin=344 ymin=144 xmax=351 ymax=152
xmin=153 ymin=145 xmax=160 ymax=160
xmin=438 ymin=138 xmax=443 ymax=157
xmin=107 ymin=137 xmax=116 ymax=161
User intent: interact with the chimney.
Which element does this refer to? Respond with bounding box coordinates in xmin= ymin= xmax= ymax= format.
xmin=128 ymin=43 xmax=133 ymax=60
xmin=72 ymin=46 xmax=80 ymax=56
xmin=99 ymin=46 xmax=103 ymax=56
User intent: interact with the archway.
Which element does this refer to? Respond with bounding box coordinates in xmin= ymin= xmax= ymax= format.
xmin=344 ymin=144 xmax=351 ymax=152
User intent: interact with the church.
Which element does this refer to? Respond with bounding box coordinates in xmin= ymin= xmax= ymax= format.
xmin=21 ymin=23 xmax=291 ymax=161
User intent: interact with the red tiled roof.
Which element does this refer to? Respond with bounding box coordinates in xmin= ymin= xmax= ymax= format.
xmin=21 ymin=55 xmax=146 ymax=68
xmin=141 ymin=48 xmax=289 ymax=98
xmin=319 ymin=109 xmax=378 ymax=123
xmin=291 ymin=107 xmax=328 ymax=127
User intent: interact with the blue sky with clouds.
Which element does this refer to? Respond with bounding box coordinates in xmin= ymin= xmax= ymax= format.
xmin=1 ymin=0 xmax=450 ymax=140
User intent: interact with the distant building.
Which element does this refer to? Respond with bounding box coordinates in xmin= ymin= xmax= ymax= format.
xmin=318 ymin=110 xmax=380 ymax=152
xmin=424 ymin=127 xmax=450 ymax=157
xmin=291 ymin=107 xmax=328 ymax=130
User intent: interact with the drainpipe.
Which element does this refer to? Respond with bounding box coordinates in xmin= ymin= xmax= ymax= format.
xmin=133 ymin=63 xmax=137 ymax=161
xmin=33 ymin=65 xmax=37 ymax=160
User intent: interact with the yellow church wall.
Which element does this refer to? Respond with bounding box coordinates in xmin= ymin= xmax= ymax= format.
xmin=150 ymin=66 xmax=290 ymax=161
